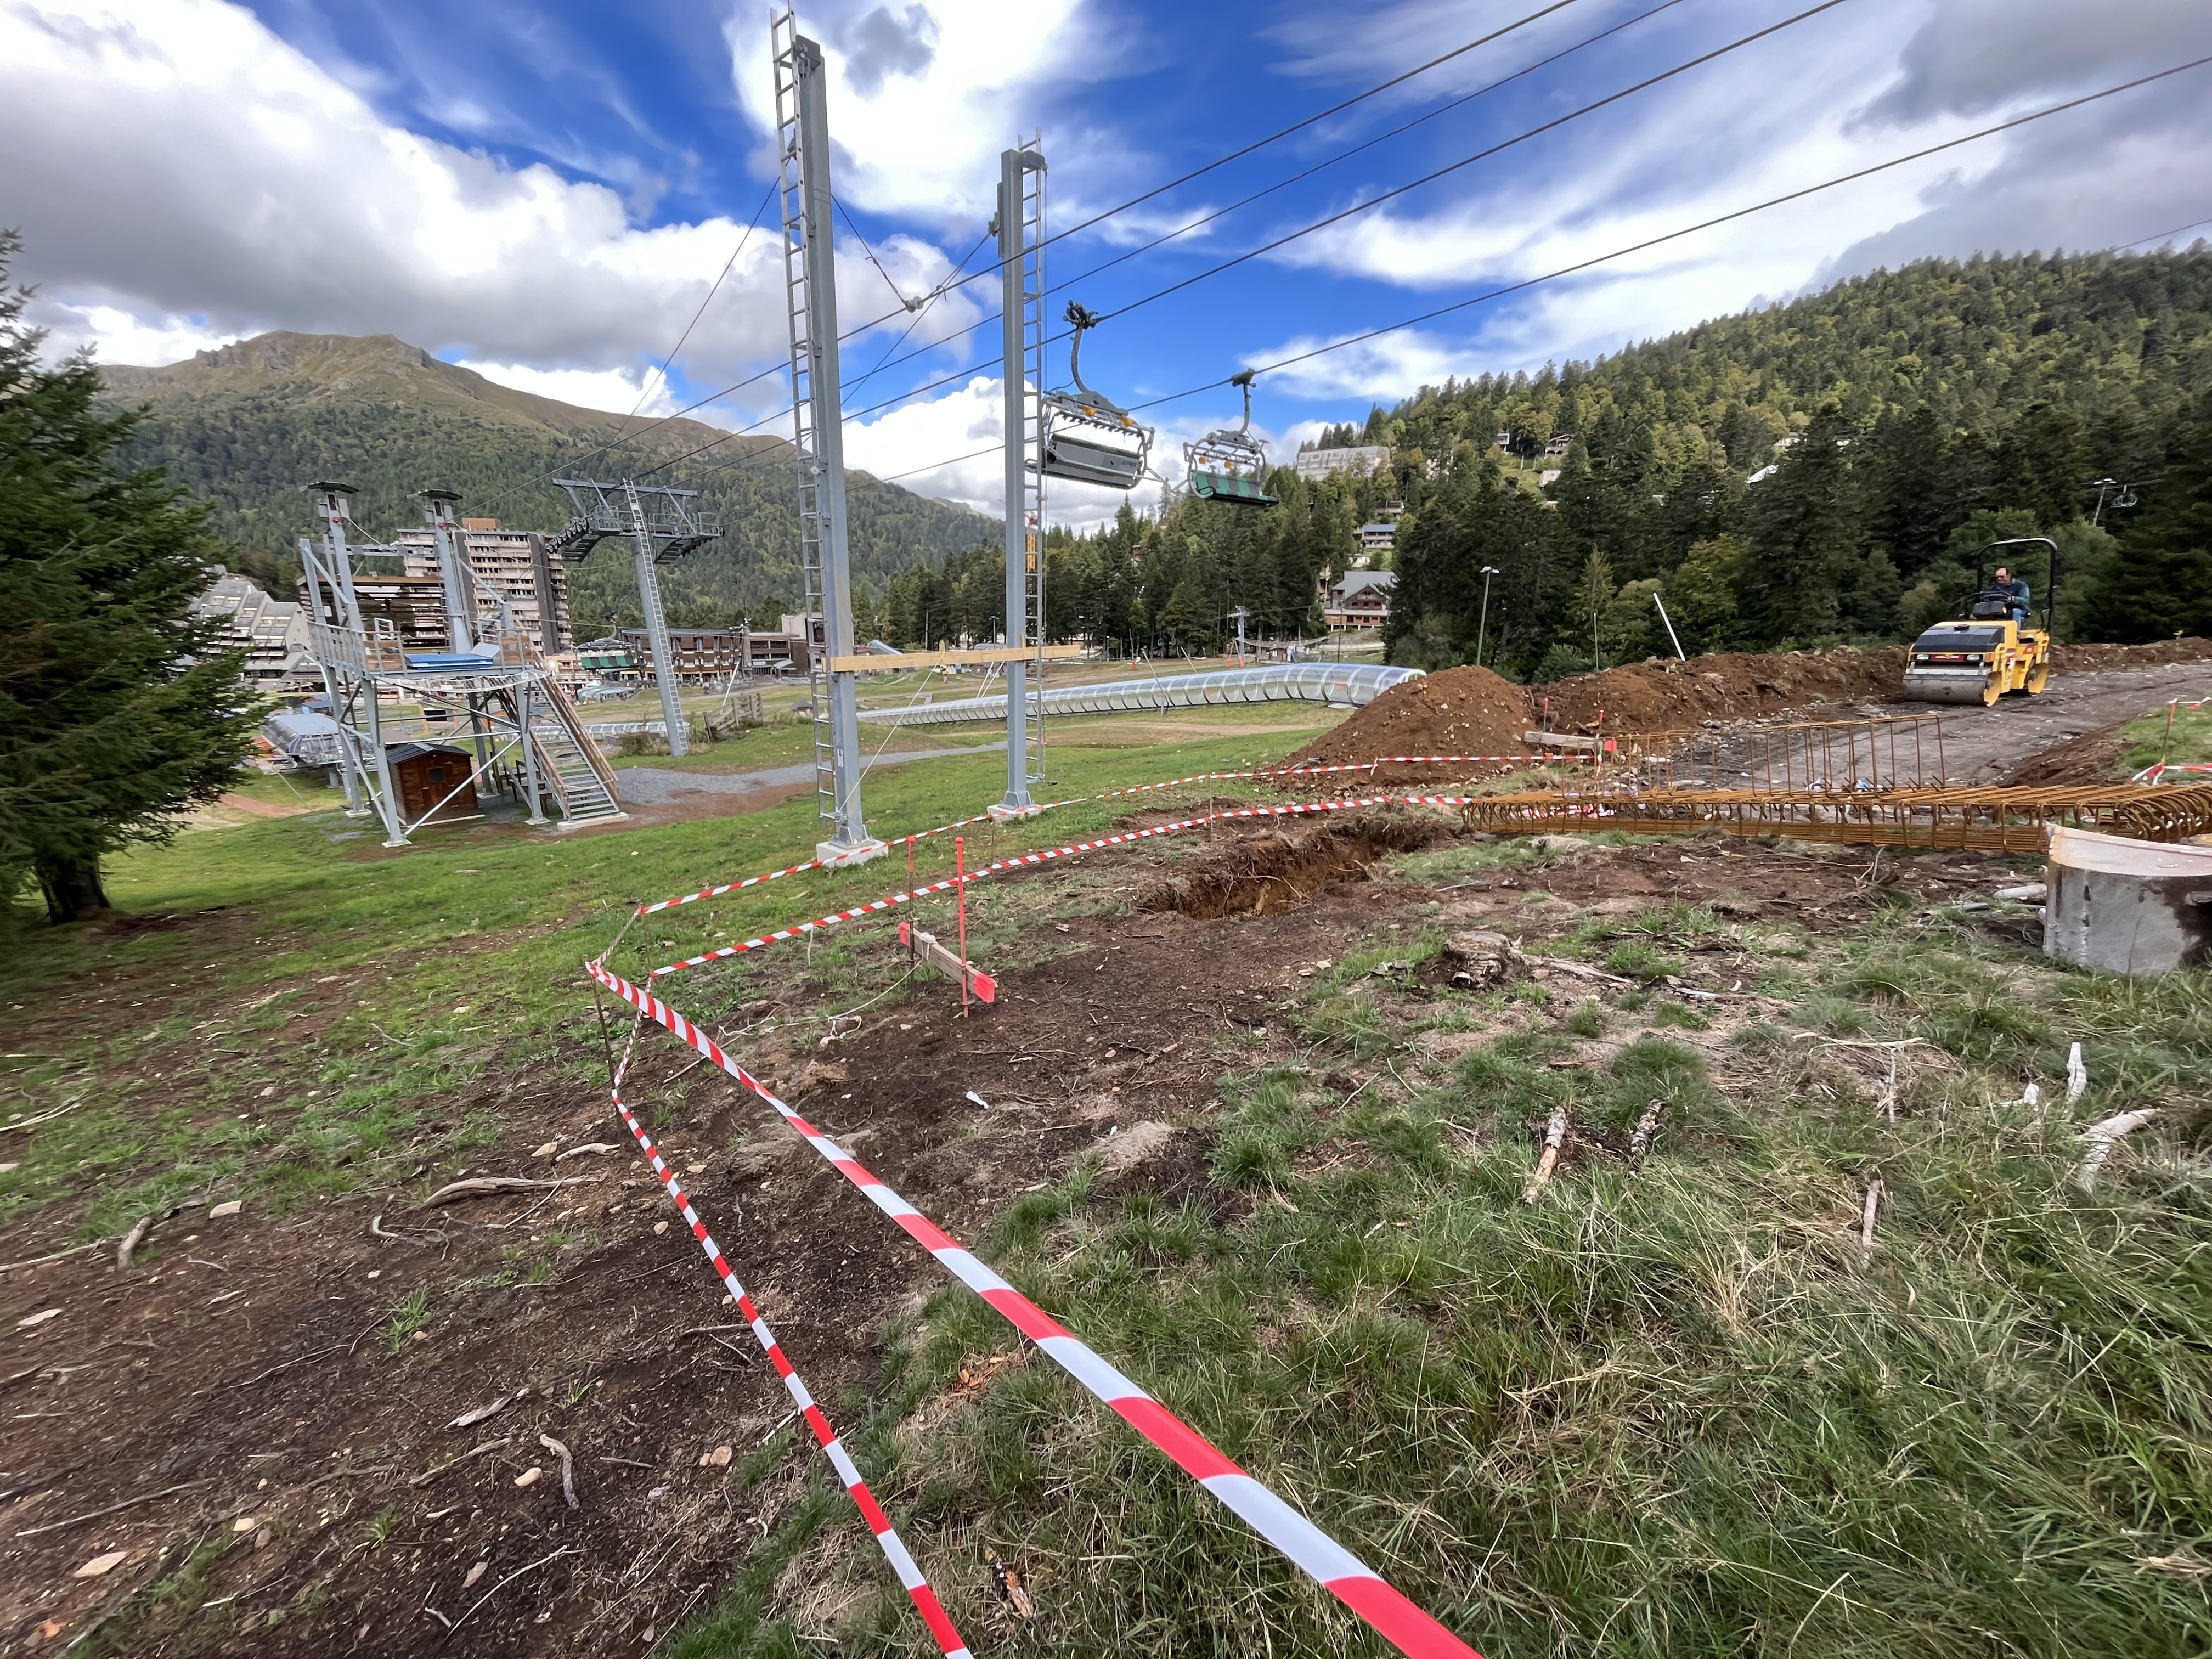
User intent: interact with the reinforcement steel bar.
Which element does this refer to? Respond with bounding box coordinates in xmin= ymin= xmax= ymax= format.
xmin=857 ymin=663 xmax=1421 ymax=726
xmin=1453 ymin=783 xmax=2212 ymax=851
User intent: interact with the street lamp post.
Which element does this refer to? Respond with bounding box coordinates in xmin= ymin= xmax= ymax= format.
xmin=1475 ymin=566 xmax=1500 ymax=667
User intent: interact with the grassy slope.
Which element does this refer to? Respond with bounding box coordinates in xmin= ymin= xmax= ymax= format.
xmin=0 ymin=712 xmax=1328 ymax=1234
xmin=864 ymin=857 xmax=2212 ymax=1658
xmin=5 ymin=715 xmax=2208 ymax=1658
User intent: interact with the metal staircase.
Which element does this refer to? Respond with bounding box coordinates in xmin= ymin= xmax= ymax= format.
xmin=526 ymin=648 xmax=625 ymax=824
xmin=775 ymin=10 xmax=838 ymax=831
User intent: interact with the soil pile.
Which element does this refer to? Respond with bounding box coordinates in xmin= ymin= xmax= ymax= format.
xmin=1289 ymin=663 xmax=1532 ymax=768
xmin=2051 ymin=637 xmax=2212 ymax=673
xmin=2005 ymin=720 xmax=2129 ymax=786
xmin=1296 ymin=640 xmax=2212 ymax=769
xmin=1539 ymin=647 xmax=1908 ymax=731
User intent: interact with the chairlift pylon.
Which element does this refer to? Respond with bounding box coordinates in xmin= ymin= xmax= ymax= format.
xmin=1183 ymin=370 xmax=1277 ymax=508
xmin=1036 ymin=302 xmax=1154 ymax=491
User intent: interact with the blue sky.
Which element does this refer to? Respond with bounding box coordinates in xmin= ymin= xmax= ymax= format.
xmin=6 ymin=0 xmax=2210 ymax=527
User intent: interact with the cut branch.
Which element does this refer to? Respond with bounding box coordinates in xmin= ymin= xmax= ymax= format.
xmin=116 ymin=1216 xmax=153 ymax=1273
xmin=414 ymin=1176 xmax=597 ymax=1210
xmin=1522 ymin=1107 xmax=1570 ymax=1204
xmin=2074 ymin=1109 xmax=2159 ymax=1193
xmin=539 ymin=1434 xmax=578 ymax=1510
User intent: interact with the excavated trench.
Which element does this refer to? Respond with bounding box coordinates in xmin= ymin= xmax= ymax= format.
xmin=1136 ymin=815 xmax=1451 ymax=919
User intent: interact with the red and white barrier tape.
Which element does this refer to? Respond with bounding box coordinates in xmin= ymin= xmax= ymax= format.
xmin=589 ymin=961 xmax=1483 ymax=1659
xmin=643 ymin=797 xmax=1390 ymax=981
xmin=631 ymin=754 xmax=1578 ymax=918
xmin=639 ymin=806 xmax=1022 ymax=917
xmin=1261 ymin=754 xmax=1582 ymax=774
xmin=605 ymin=1018 xmax=973 ymax=1659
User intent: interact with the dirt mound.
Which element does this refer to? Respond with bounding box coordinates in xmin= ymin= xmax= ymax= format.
xmin=1297 ymin=640 xmax=2212 ymax=769
xmin=2005 ymin=720 xmax=2130 ymax=785
xmin=2051 ymin=637 xmax=2212 ymax=673
xmin=1539 ymin=647 xmax=1908 ymax=732
xmin=1138 ymin=816 xmax=1447 ymax=917
xmin=1288 ymin=664 xmax=1531 ymax=769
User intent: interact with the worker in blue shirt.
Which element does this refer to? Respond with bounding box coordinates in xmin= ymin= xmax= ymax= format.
xmin=1990 ymin=565 xmax=2030 ymax=623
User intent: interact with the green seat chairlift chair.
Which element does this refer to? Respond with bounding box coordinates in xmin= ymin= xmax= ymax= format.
xmin=1183 ymin=371 xmax=1277 ymax=507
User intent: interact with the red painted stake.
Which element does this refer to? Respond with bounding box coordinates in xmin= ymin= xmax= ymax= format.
xmin=906 ymin=833 xmax=915 ymax=875
xmin=955 ymin=836 xmax=970 ymax=1018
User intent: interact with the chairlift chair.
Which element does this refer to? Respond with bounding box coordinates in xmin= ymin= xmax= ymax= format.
xmin=1183 ymin=371 xmax=1277 ymax=507
xmin=1037 ymin=303 xmax=1154 ymax=491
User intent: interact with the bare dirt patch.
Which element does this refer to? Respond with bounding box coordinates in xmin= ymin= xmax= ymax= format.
xmin=2004 ymin=719 xmax=2129 ymax=785
xmin=1296 ymin=650 xmax=1915 ymax=775
xmin=1 ymin=805 xmax=2052 ymax=1656
xmin=1136 ymin=815 xmax=1447 ymax=918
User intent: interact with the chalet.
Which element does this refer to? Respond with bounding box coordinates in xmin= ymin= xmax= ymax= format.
xmin=1325 ymin=569 xmax=1396 ymax=629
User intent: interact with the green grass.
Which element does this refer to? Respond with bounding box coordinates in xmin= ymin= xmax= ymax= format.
xmin=13 ymin=723 xmax=2212 ymax=1658
xmin=859 ymin=875 xmax=2212 ymax=1659
xmin=2119 ymin=702 xmax=2212 ymax=778
xmin=0 ymin=723 xmax=1326 ymax=1237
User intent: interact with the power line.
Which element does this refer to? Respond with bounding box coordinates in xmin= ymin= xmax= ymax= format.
xmin=836 ymin=194 xmax=921 ymax=312
xmin=462 ymin=0 xmax=1600 ymax=497
xmin=633 ymin=179 xmax=780 ymax=417
xmin=662 ymin=0 xmax=1852 ymax=475
xmin=2120 ymin=213 xmax=2212 ymax=250
xmin=1211 ymin=52 xmax=2212 ymax=391
xmin=783 ymin=61 xmax=2212 ymax=509
xmin=1097 ymin=0 xmax=1857 ymax=324
xmin=1051 ymin=0 xmax=1689 ymax=297
xmin=1006 ymin=0 xmax=1587 ymax=268
xmin=767 ymin=0 xmax=1692 ymax=419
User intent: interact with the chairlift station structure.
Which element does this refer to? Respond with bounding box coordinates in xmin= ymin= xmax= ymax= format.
xmin=295 ymin=7 xmax=1293 ymax=858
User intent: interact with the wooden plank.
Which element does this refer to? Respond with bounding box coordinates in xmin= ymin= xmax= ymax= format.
xmin=898 ymin=921 xmax=996 ymax=1003
xmin=829 ymin=644 xmax=1087 ymax=673
xmin=1524 ymin=729 xmax=1600 ymax=751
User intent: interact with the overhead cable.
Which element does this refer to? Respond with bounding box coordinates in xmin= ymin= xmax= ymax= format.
xmin=1052 ymin=0 xmax=1688 ymax=296
xmin=653 ymin=0 xmax=1852 ymax=476
xmin=483 ymin=0 xmax=1597 ymax=488
xmin=698 ymin=58 xmax=2212 ymax=503
xmin=1097 ymin=0 xmax=1857 ymax=324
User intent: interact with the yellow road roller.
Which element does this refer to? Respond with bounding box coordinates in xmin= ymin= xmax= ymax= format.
xmin=1902 ymin=536 xmax=2058 ymax=706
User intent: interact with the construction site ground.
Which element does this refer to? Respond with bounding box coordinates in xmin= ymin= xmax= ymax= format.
xmin=3 ymin=662 xmax=2208 ymax=1657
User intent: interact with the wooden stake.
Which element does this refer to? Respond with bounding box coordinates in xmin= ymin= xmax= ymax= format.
xmin=1859 ymin=1176 xmax=1884 ymax=1252
xmin=955 ymin=836 xmax=970 ymax=1018
xmin=588 ymin=978 xmax=618 ymax=1088
xmin=1522 ymin=1107 xmax=1568 ymax=1203
xmin=115 ymin=1215 xmax=153 ymax=1273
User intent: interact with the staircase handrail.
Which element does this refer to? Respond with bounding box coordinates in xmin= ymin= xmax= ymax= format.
xmin=524 ymin=643 xmax=623 ymax=807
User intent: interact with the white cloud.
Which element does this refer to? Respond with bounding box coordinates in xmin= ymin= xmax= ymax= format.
xmin=455 ymin=358 xmax=681 ymax=417
xmin=0 ymin=0 xmax=965 ymax=398
xmin=40 ymin=302 xmax=239 ymax=368
xmin=1251 ymin=326 xmax=1471 ymax=402
xmin=725 ymin=0 xmax=1139 ymax=226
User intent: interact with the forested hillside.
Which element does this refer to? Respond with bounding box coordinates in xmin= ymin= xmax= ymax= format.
xmin=848 ymin=247 xmax=2212 ymax=665
xmin=1348 ymin=247 xmax=2212 ymax=674
xmin=97 ymin=332 xmax=992 ymax=636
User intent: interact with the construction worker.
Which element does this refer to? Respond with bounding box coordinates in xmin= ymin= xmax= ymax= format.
xmin=1990 ymin=565 xmax=2030 ymax=623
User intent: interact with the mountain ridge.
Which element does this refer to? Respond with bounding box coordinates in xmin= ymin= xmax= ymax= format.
xmin=97 ymin=330 xmax=990 ymax=634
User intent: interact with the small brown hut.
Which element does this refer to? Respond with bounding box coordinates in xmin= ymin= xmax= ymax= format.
xmin=386 ymin=743 xmax=478 ymax=825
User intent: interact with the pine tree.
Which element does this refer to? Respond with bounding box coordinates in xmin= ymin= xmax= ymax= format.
xmin=1740 ymin=407 xmax=1863 ymax=644
xmin=0 ymin=237 xmax=263 ymax=923
xmin=2080 ymin=391 xmax=2212 ymax=641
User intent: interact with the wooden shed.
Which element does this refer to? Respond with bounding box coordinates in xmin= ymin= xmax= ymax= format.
xmin=386 ymin=743 xmax=478 ymax=825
